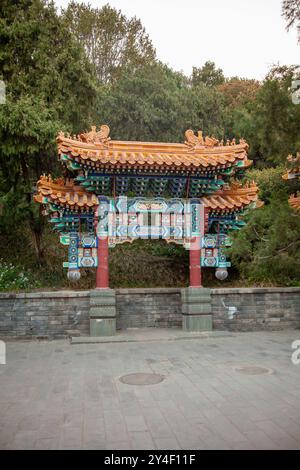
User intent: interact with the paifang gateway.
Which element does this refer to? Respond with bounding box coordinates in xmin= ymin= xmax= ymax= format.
xmin=34 ymin=125 xmax=262 ymax=289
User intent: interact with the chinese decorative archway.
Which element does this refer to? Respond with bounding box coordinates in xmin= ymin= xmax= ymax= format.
xmin=35 ymin=126 xmax=261 ymax=289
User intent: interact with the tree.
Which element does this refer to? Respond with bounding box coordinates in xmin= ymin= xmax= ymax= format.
xmin=191 ymin=61 xmax=225 ymax=88
xmin=229 ymin=202 xmax=300 ymax=285
xmin=266 ymin=64 xmax=300 ymax=82
xmin=0 ymin=0 xmax=98 ymax=262
xmin=217 ymin=78 xmax=260 ymax=109
xmin=96 ymin=63 xmax=226 ymax=142
xmin=282 ymin=0 xmax=300 ymax=42
xmin=190 ymin=82 xmax=227 ymax=138
xmin=217 ymin=78 xmax=261 ymax=139
xmin=231 ymin=66 xmax=300 ymax=167
xmin=229 ymin=167 xmax=300 ymax=285
xmin=62 ymin=1 xmax=156 ymax=83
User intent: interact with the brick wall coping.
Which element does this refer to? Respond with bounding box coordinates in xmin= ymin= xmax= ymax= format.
xmin=211 ymin=287 xmax=300 ymax=294
xmin=0 ymin=286 xmax=299 ymax=300
xmin=116 ymin=287 xmax=300 ymax=295
xmin=0 ymin=290 xmax=90 ymax=299
xmin=115 ymin=288 xmax=181 ymax=295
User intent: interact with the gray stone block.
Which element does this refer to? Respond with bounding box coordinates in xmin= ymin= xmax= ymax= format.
xmin=90 ymin=318 xmax=116 ymax=336
xmin=90 ymin=296 xmax=116 ymax=306
xmin=182 ymin=314 xmax=212 ymax=331
xmin=90 ymin=289 xmax=116 ymax=298
xmin=89 ymin=306 xmax=116 ymax=318
xmin=183 ymin=287 xmax=211 ymax=295
xmin=181 ymin=287 xmax=211 ymax=302
xmin=182 ymin=303 xmax=212 ymax=314
xmin=182 ymin=296 xmax=211 ymax=304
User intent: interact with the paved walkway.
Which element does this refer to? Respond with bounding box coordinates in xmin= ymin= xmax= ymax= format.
xmin=71 ymin=327 xmax=233 ymax=343
xmin=1 ymin=330 xmax=300 ymax=449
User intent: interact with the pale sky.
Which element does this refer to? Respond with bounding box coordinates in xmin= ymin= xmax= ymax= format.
xmin=55 ymin=0 xmax=299 ymax=80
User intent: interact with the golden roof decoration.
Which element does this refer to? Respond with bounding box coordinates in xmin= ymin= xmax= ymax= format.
xmin=287 ymin=153 xmax=300 ymax=165
xmin=34 ymin=175 xmax=98 ymax=209
xmin=184 ymin=130 xmax=219 ymax=149
xmin=202 ymin=181 xmax=262 ymax=211
xmin=79 ymin=124 xmax=110 ymax=145
xmin=289 ymin=193 xmax=300 ymax=212
xmin=58 ymin=125 xmax=111 ymax=146
xmin=56 ymin=126 xmax=251 ymax=171
xmin=283 ymin=153 xmax=300 ymax=180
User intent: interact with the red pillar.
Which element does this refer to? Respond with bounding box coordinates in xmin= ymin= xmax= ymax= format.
xmin=189 ymin=236 xmax=202 ymax=287
xmin=96 ymin=236 xmax=109 ymax=288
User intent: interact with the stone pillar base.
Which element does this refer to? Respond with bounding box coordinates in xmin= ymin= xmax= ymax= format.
xmin=89 ymin=288 xmax=116 ymax=337
xmin=182 ymin=315 xmax=212 ymax=331
xmin=181 ymin=287 xmax=212 ymax=332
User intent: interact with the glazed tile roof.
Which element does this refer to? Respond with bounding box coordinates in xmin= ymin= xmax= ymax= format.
xmin=34 ymin=176 xmax=98 ymax=209
xmin=289 ymin=194 xmax=300 ymax=212
xmin=35 ymin=176 xmax=261 ymax=214
xmin=57 ymin=126 xmax=252 ymax=173
xmin=201 ymin=181 xmax=261 ymax=211
xmin=283 ymin=154 xmax=300 ymax=212
xmin=282 ymin=153 xmax=300 ymax=180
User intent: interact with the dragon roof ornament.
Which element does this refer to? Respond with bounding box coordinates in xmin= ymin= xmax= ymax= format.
xmin=184 ymin=129 xmax=248 ymax=151
xmin=57 ymin=125 xmax=111 ymax=146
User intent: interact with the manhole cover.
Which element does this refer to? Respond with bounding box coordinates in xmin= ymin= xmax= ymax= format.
xmin=234 ymin=366 xmax=274 ymax=375
xmin=119 ymin=373 xmax=165 ymax=385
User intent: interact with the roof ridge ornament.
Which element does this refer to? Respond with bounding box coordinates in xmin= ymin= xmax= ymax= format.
xmin=57 ymin=125 xmax=111 ymax=146
xmin=287 ymin=152 xmax=300 ymax=166
xmin=38 ymin=174 xmax=74 ymax=189
xmin=184 ymin=129 xmax=219 ymax=150
xmin=79 ymin=124 xmax=111 ymax=145
xmin=184 ymin=130 xmax=249 ymax=151
xmin=283 ymin=152 xmax=300 ymax=180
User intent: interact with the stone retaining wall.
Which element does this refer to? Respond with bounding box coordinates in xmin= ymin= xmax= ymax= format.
xmin=0 ymin=287 xmax=299 ymax=338
xmin=116 ymin=288 xmax=182 ymax=330
xmin=0 ymin=291 xmax=90 ymax=339
xmin=212 ymin=287 xmax=300 ymax=331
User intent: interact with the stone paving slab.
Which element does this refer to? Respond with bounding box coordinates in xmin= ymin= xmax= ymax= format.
xmin=71 ymin=328 xmax=233 ymax=344
xmin=1 ymin=330 xmax=300 ymax=449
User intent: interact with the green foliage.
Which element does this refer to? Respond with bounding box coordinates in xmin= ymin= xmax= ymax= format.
xmin=246 ymin=166 xmax=291 ymax=202
xmin=191 ymin=61 xmax=225 ymax=88
xmin=0 ymin=1 xmax=98 ymax=128
xmin=97 ymin=63 xmax=226 ymax=142
xmin=231 ymin=66 xmax=300 ymax=167
xmin=0 ymin=0 xmax=98 ymax=260
xmin=62 ymin=1 xmax=156 ymax=83
xmin=229 ymin=164 xmax=300 ymax=285
xmin=0 ymin=260 xmax=40 ymax=291
xmin=109 ymin=240 xmax=189 ymax=288
xmin=218 ymin=78 xmax=260 ymax=108
xmin=229 ymin=189 xmax=300 ymax=286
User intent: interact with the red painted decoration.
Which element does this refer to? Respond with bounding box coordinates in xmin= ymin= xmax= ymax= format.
xmin=96 ymin=236 xmax=109 ymax=288
xmin=189 ymin=236 xmax=202 ymax=287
